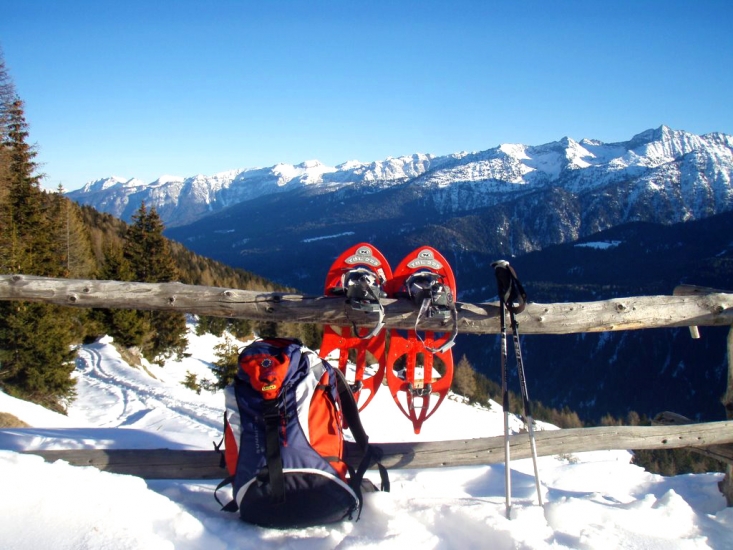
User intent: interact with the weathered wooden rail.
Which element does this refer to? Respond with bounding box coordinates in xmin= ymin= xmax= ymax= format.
xmin=653 ymin=412 xmax=733 ymax=464
xmin=22 ymin=420 xmax=733 ymax=479
xmin=1 ymin=275 xmax=732 ymax=334
xmin=1 ymin=274 xmax=733 ymax=502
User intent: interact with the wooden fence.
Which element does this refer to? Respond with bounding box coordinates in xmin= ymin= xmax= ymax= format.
xmin=1 ymin=274 xmax=732 ymax=503
xmin=22 ymin=420 xmax=733 ymax=479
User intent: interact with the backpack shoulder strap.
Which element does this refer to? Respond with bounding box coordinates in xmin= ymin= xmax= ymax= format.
xmin=330 ymin=366 xmax=390 ymax=493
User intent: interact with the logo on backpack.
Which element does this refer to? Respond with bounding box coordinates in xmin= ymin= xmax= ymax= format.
xmin=216 ymin=338 xmax=388 ymax=528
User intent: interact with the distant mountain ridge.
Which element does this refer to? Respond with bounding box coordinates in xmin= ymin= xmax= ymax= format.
xmin=68 ymin=126 xmax=733 ymax=228
xmin=68 ymin=155 xmax=437 ymax=227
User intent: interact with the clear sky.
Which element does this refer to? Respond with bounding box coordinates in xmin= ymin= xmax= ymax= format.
xmin=1 ymin=0 xmax=732 ymax=190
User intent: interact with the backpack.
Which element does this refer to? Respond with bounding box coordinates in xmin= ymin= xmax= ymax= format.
xmin=216 ymin=337 xmax=389 ymax=528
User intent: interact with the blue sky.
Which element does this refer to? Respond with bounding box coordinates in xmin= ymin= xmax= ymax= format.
xmin=2 ymin=0 xmax=732 ymax=190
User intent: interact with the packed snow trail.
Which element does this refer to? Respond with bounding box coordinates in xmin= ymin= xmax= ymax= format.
xmin=72 ymin=336 xmax=223 ymax=442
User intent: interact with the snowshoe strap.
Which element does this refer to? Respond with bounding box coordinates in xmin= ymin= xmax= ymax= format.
xmin=491 ymin=260 xmax=526 ymax=314
xmin=340 ymin=268 xmax=387 ymax=339
xmin=406 ymin=272 xmax=458 ymax=353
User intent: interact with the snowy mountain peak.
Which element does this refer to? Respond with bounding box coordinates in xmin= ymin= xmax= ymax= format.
xmin=67 ymin=126 xmax=733 ymax=227
xmin=150 ymin=175 xmax=184 ymax=187
xmin=297 ymin=159 xmax=324 ymax=169
xmin=336 ymin=159 xmax=362 ymax=169
xmin=77 ymin=176 xmax=151 ymax=194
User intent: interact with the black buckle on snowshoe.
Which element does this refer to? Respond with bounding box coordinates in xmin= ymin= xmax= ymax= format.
xmin=427 ymin=283 xmax=453 ymax=317
xmin=408 ymin=382 xmax=432 ymax=398
xmin=343 ymin=269 xmax=384 ymax=309
xmin=349 ymin=299 xmax=382 ymax=314
xmin=339 ymin=267 xmax=387 ymax=339
xmin=405 ymin=271 xmax=458 ymax=353
xmin=406 ymin=272 xmax=453 ymax=319
xmin=408 ymin=383 xmax=433 ymax=410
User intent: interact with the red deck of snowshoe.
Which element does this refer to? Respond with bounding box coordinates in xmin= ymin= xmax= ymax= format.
xmin=319 ymin=243 xmax=392 ymax=411
xmin=385 ymin=246 xmax=456 ymax=434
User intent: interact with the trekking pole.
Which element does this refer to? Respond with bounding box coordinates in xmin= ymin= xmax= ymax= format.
xmin=508 ymin=308 xmax=543 ymax=507
xmin=491 ymin=260 xmax=543 ymax=515
xmin=498 ymin=295 xmax=512 ymax=518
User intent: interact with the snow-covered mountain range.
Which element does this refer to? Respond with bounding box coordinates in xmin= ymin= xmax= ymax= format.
xmin=68 ymin=126 xmax=733 ymax=228
xmin=68 ymin=155 xmax=436 ymax=227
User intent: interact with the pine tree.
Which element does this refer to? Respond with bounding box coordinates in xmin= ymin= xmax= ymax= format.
xmin=195 ymin=316 xmax=229 ymax=337
xmin=0 ymin=302 xmax=77 ymax=412
xmin=125 ymin=203 xmax=179 ymax=283
xmin=452 ymin=354 xmax=478 ymax=400
xmin=208 ymin=334 xmax=241 ymax=390
xmin=0 ymin=60 xmax=77 ymax=410
xmin=0 ymin=49 xmax=15 ymax=266
xmin=1 ymin=97 xmax=50 ymax=274
xmin=93 ymin=242 xmax=151 ymax=348
xmin=0 ymin=143 xmax=9 ymax=263
xmin=49 ymin=186 xmax=95 ymax=278
xmin=123 ymin=202 xmax=187 ymax=364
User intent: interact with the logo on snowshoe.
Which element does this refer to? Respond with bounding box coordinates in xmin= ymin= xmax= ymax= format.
xmin=345 ymin=246 xmax=381 ymax=267
xmin=407 ymin=249 xmax=443 ymax=270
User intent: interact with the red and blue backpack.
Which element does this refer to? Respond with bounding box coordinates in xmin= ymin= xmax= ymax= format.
xmin=216 ymin=337 xmax=388 ymax=528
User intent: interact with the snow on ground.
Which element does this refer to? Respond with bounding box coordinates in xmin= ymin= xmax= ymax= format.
xmin=1 ymin=322 xmax=732 ymax=549
xmin=574 ymin=240 xmax=623 ymax=250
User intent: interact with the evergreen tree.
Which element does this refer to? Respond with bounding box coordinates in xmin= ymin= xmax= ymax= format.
xmin=123 ymin=202 xmax=187 ymax=364
xmin=0 ymin=50 xmax=11 ymax=247
xmin=253 ymin=320 xmax=279 ymax=339
xmin=93 ymin=242 xmax=150 ymax=348
xmin=195 ymin=316 xmax=229 ymax=337
xmin=452 ymin=354 xmax=478 ymax=400
xmin=295 ymin=322 xmax=321 ymax=350
xmin=227 ymin=318 xmax=253 ymax=339
xmin=0 ymin=143 xmax=9 ymax=262
xmin=0 ymin=302 xmax=77 ymax=412
xmin=0 ymin=60 xmax=77 ymax=410
xmin=0 ymin=47 xmax=14 ymax=127
xmin=49 ymin=186 xmax=95 ymax=278
xmin=208 ymin=334 xmax=241 ymax=390
xmin=125 ymin=203 xmax=178 ymax=283
xmin=0 ymin=96 xmax=51 ymax=274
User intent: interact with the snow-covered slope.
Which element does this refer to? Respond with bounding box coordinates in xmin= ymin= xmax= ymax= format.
xmin=1 ymin=322 xmax=731 ymax=549
xmin=67 ymin=126 xmax=733 ymax=227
